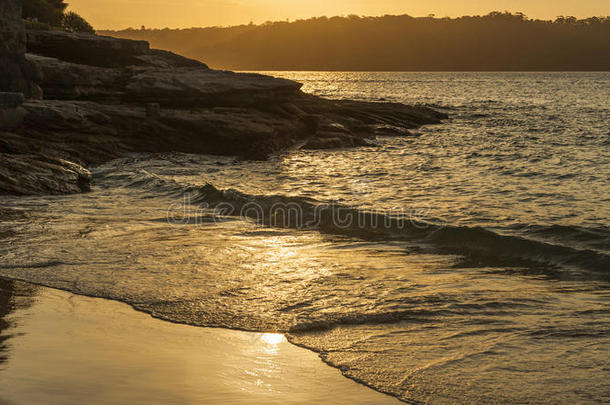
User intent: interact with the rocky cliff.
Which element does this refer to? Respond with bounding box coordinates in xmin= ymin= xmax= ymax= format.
xmin=0 ymin=0 xmax=26 ymax=93
xmin=0 ymin=0 xmax=40 ymax=97
xmin=0 ymin=3 xmax=446 ymax=195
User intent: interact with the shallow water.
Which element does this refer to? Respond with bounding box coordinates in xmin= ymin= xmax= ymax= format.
xmin=1 ymin=72 xmax=609 ymax=403
xmin=0 ymin=279 xmax=400 ymax=405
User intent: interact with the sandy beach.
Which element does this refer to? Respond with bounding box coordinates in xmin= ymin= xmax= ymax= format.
xmin=0 ymin=279 xmax=400 ymax=405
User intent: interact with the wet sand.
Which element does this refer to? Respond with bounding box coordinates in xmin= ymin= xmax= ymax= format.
xmin=0 ymin=282 xmax=401 ymax=405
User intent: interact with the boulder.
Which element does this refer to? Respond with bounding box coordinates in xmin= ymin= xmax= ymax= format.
xmin=0 ymin=152 xmax=91 ymax=195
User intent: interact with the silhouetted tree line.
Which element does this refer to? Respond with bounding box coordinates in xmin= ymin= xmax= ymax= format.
xmin=23 ymin=0 xmax=94 ymax=33
xmin=100 ymin=12 xmax=610 ymax=71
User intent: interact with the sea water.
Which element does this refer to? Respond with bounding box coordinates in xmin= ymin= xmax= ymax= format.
xmin=1 ymin=72 xmax=609 ymax=403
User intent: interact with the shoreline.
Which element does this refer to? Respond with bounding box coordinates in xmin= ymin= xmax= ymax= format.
xmin=0 ymin=278 xmax=402 ymax=405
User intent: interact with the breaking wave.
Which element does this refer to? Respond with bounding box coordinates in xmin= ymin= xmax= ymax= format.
xmin=121 ymin=173 xmax=610 ymax=280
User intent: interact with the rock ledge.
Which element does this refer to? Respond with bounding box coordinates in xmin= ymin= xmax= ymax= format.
xmin=1 ymin=21 xmax=447 ymax=195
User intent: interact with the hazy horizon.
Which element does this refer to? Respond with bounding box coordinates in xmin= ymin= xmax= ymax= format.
xmin=68 ymin=0 xmax=610 ymax=30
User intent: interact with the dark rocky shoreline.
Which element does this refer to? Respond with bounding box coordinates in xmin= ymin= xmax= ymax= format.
xmin=1 ymin=0 xmax=446 ymax=196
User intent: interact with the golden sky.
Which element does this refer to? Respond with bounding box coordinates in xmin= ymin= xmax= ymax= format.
xmin=68 ymin=0 xmax=610 ymax=30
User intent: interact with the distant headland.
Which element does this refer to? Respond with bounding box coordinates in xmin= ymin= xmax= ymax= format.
xmin=100 ymin=13 xmax=610 ymax=71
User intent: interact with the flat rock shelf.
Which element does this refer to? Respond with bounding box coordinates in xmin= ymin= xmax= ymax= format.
xmin=0 ymin=0 xmax=446 ymax=195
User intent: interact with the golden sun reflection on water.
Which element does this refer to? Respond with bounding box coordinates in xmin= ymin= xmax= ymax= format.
xmin=260 ymin=333 xmax=286 ymax=346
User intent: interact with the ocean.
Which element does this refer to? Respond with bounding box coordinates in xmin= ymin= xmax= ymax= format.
xmin=1 ymin=72 xmax=609 ymax=403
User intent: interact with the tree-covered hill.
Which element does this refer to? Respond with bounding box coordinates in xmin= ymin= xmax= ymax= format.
xmin=100 ymin=12 xmax=610 ymax=71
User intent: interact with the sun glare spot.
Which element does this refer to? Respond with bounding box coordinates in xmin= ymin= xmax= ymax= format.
xmin=260 ymin=333 xmax=286 ymax=345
